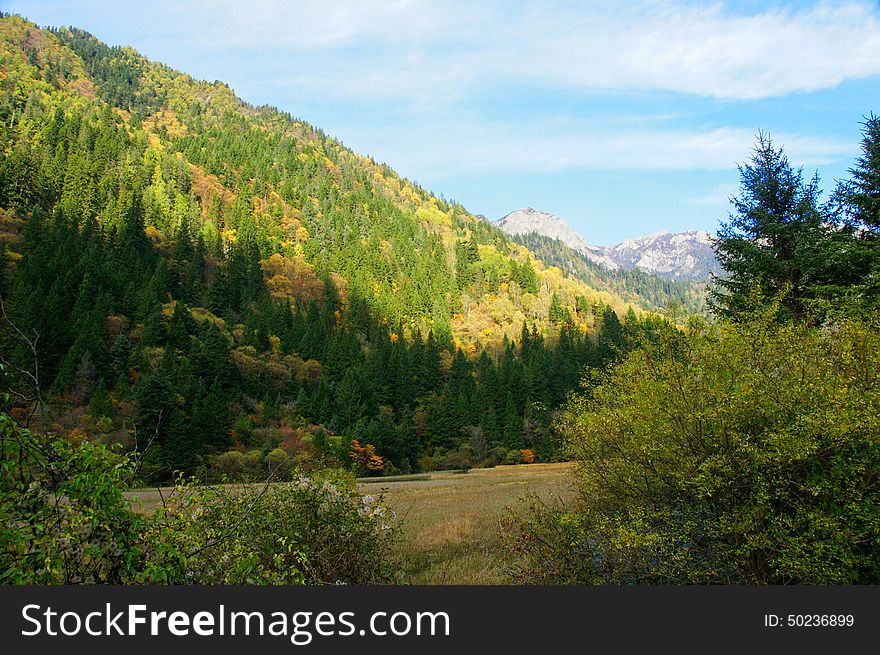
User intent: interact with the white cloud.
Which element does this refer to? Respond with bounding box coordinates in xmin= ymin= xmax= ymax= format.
xmin=513 ymin=1 xmax=880 ymax=99
xmin=344 ymin=119 xmax=853 ymax=178
xmin=688 ymin=182 xmax=740 ymax=206
xmin=160 ymin=0 xmax=483 ymax=49
xmin=9 ymin=0 xmax=864 ymax=180
xmin=157 ymin=0 xmax=880 ymax=101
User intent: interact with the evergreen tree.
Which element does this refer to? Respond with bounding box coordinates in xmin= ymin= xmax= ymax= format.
xmin=502 ymin=393 xmax=524 ymax=449
xmin=455 ymin=238 xmax=479 ymax=289
xmin=87 ymin=378 xmax=112 ymax=418
xmin=840 ymin=114 xmax=880 ymax=231
xmin=190 ymin=380 xmax=231 ymax=451
xmin=548 ymin=292 xmax=565 ymax=323
xmin=597 ymin=305 xmax=625 ymax=363
xmin=831 ymin=114 xmax=880 ymax=303
xmin=710 ymin=133 xmax=827 ymax=319
xmin=167 ymin=301 xmax=196 ymax=353
xmin=134 ymin=361 xmax=195 ymax=481
xmin=334 ymin=368 xmax=368 ymax=431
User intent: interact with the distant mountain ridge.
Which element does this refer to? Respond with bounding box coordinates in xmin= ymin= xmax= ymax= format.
xmin=495 ymin=208 xmax=619 ymax=270
xmin=512 ymin=231 xmax=709 ymax=315
xmin=496 ymin=208 xmax=718 ymax=281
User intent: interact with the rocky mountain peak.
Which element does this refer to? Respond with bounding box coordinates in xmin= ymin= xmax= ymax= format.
xmin=495 ymin=208 xmax=717 ymax=281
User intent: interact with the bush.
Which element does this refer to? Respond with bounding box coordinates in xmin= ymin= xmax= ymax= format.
xmin=144 ymin=470 xmax=397 ymax=584
xmin=0 ymin=413 xmax=145 ymax=584
xmin=264 ymin=447 xmax=292 ymax=480
xmin=502 ymin=493 xmax=597 ymax=585
xmin=507 ymin=312 xmax=880 ymax=584
xmin=1 ymin=413 xmax=397 ymax=584
xmin=210 ymin=450 xmax=245 ymax=479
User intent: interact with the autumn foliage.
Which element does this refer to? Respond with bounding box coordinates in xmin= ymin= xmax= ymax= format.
xmin=519 ymin=449 xmax=536 ymax=464
xmin=349 ymin=439 xmax=384 ymax=475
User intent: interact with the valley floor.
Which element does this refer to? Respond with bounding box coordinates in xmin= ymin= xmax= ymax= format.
xmin=125 ymin=462 xmax=576 ymax=584
xmin=367 ymin=462 xmax=576 ymax=584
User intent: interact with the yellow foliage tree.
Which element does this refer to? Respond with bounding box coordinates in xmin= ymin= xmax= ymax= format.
xmin=349 ymin=439 xmax=384 ymax=475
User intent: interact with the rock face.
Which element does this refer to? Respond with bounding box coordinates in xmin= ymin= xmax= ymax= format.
xmin=608 ymin=230 xmax=717 ymax=281
xmin=495 ymin=208 xmax=620 ymax=270
xmin=495 ymin=208 xmax=717 ymax=281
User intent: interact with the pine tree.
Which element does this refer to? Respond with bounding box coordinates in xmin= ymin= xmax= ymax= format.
xmin=548 ymin=292 xmax=565 ymax=323
xmin=426 ymin=388 xmax=462 ymax=448
xmin=597 ymin=306 xmax=625 ymax=364
xmin=190 ymin=380 xmax=231 ymax=451
xmin=515 ymin=259 xmax=539 ymax=294
xmin=831 ymin=115 xmax=880 ymax=303
xmin=710 ymin=133 xmax=827 ymax=319
xmin=167 ymin=301 xmax=195 ymax=352
xmin=334 ymin=368 xmax=367 ymax=431
xmin=841 ymin=115 xmax=880 ymax=231
xmin=134 ymin=361 xmax=194 ymax=481
xmin=455 ymin=238 xmax=479 ymax=289
xmin=87 ymin=378 xmax=112 ymax=418
xmin=502 ymin=393 xmax=524 ymax=449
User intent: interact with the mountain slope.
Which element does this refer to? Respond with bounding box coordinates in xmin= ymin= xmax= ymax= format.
xmin=0 ymin=15 xmax=662 ymax=480
xmin=609 ymin=230 xmax=717 ymax=281
xmin=512 ymin=232 xmax=708 ymax=315
xmin=497 ymin=208 xmax=718 ymax=281
xmin=496 ymin=208 xmax=619 ymax=269
xmin=6 ymin=18 xmax=640 ymax=343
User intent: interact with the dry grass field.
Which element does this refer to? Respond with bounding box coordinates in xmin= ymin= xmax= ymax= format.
xmin=370 ymin=462 xmax=576 ymax=584
xmin=125 ymin=462 xmax=576 ymax=585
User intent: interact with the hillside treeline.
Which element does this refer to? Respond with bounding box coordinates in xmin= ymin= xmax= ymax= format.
xmin=506 ymin=124 xmax=880 ymax=584
xmin=0 ymin=15 xmax=663 ymax=480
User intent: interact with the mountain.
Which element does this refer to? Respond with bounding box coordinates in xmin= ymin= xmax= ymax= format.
xmin=0 ymin=14 xmax=664 ymax=480
xmin=496 ymin=208 xmax=619 ymax=270
xmin=496 ymin=208 xmax=718 ymax=281
xmin=513 ymin=232 xmax=708 ymax=315
xmin=0 ymin=16 xmax=642 ymax=345
xmin=609 ymin=231 xmax=717 ymax=281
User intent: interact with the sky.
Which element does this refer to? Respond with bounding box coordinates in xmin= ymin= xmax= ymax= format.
xmin=5 ymin=0 xmax=880 ymax=245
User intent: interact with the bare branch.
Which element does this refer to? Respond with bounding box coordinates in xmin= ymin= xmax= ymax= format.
xmin=184 ymin=453 xmax=292 ymax=558
xmin=131 ymin=409 xmax=163 ymax=476
xmin=0 ymin=295 xmax=46 ymax=427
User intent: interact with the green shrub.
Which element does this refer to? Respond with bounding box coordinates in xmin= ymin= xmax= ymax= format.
xmin=0 ymin=412 xmax=145 ymax=584
xmin=503 ymin=449 xmax=523 ymax=465
xmin=1 ymin=412 xmax=397 ymax=584
xmin=210 ymin=450 xmax=245 ymax=480
xmin=143 ymin=470 xmax=397 ymax=584
xmin=507 ymin=312 xmax=880 ymax=584
xmin=502 ymin=493 xmax=598 ymax=585
xmin=265 ymin=447 xmax=292 ymax=480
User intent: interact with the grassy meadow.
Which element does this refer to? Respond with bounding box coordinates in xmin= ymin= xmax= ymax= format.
xmin=125 ymin=462 xmax=576 ymax=584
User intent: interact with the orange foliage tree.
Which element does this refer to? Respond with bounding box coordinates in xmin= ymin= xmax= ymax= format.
xmin=349 ymin=439 xmax=384 ymax=475
xmin=519 ymin=449 xmax=536 ymax=464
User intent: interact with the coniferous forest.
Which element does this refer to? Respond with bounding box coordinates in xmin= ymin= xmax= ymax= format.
xmin=0 ymin=15 xmax=659 ymax=484
xmin=1 ymin=13 xmax=878 ymax=585
xmin=511 ymin=231 xmax=709 ymax=315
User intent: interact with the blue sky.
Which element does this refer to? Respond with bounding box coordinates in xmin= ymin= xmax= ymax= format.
xmin=6 ymin=0 xmax=880 ymax=244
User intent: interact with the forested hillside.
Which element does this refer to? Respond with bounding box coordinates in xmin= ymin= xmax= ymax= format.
xmin=512 ymin=232 xmax=708 ymax=314
xmin=0 ymin=15 xmax=666 ymax=482
xmin=506 ymin=123 xmax=880 ymax=585
xmin=3 ymin=10 xmax=878 ymax=589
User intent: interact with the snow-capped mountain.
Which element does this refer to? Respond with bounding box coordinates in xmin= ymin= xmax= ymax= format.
xmin=495 ymin=208 xmax=717 ymax=281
